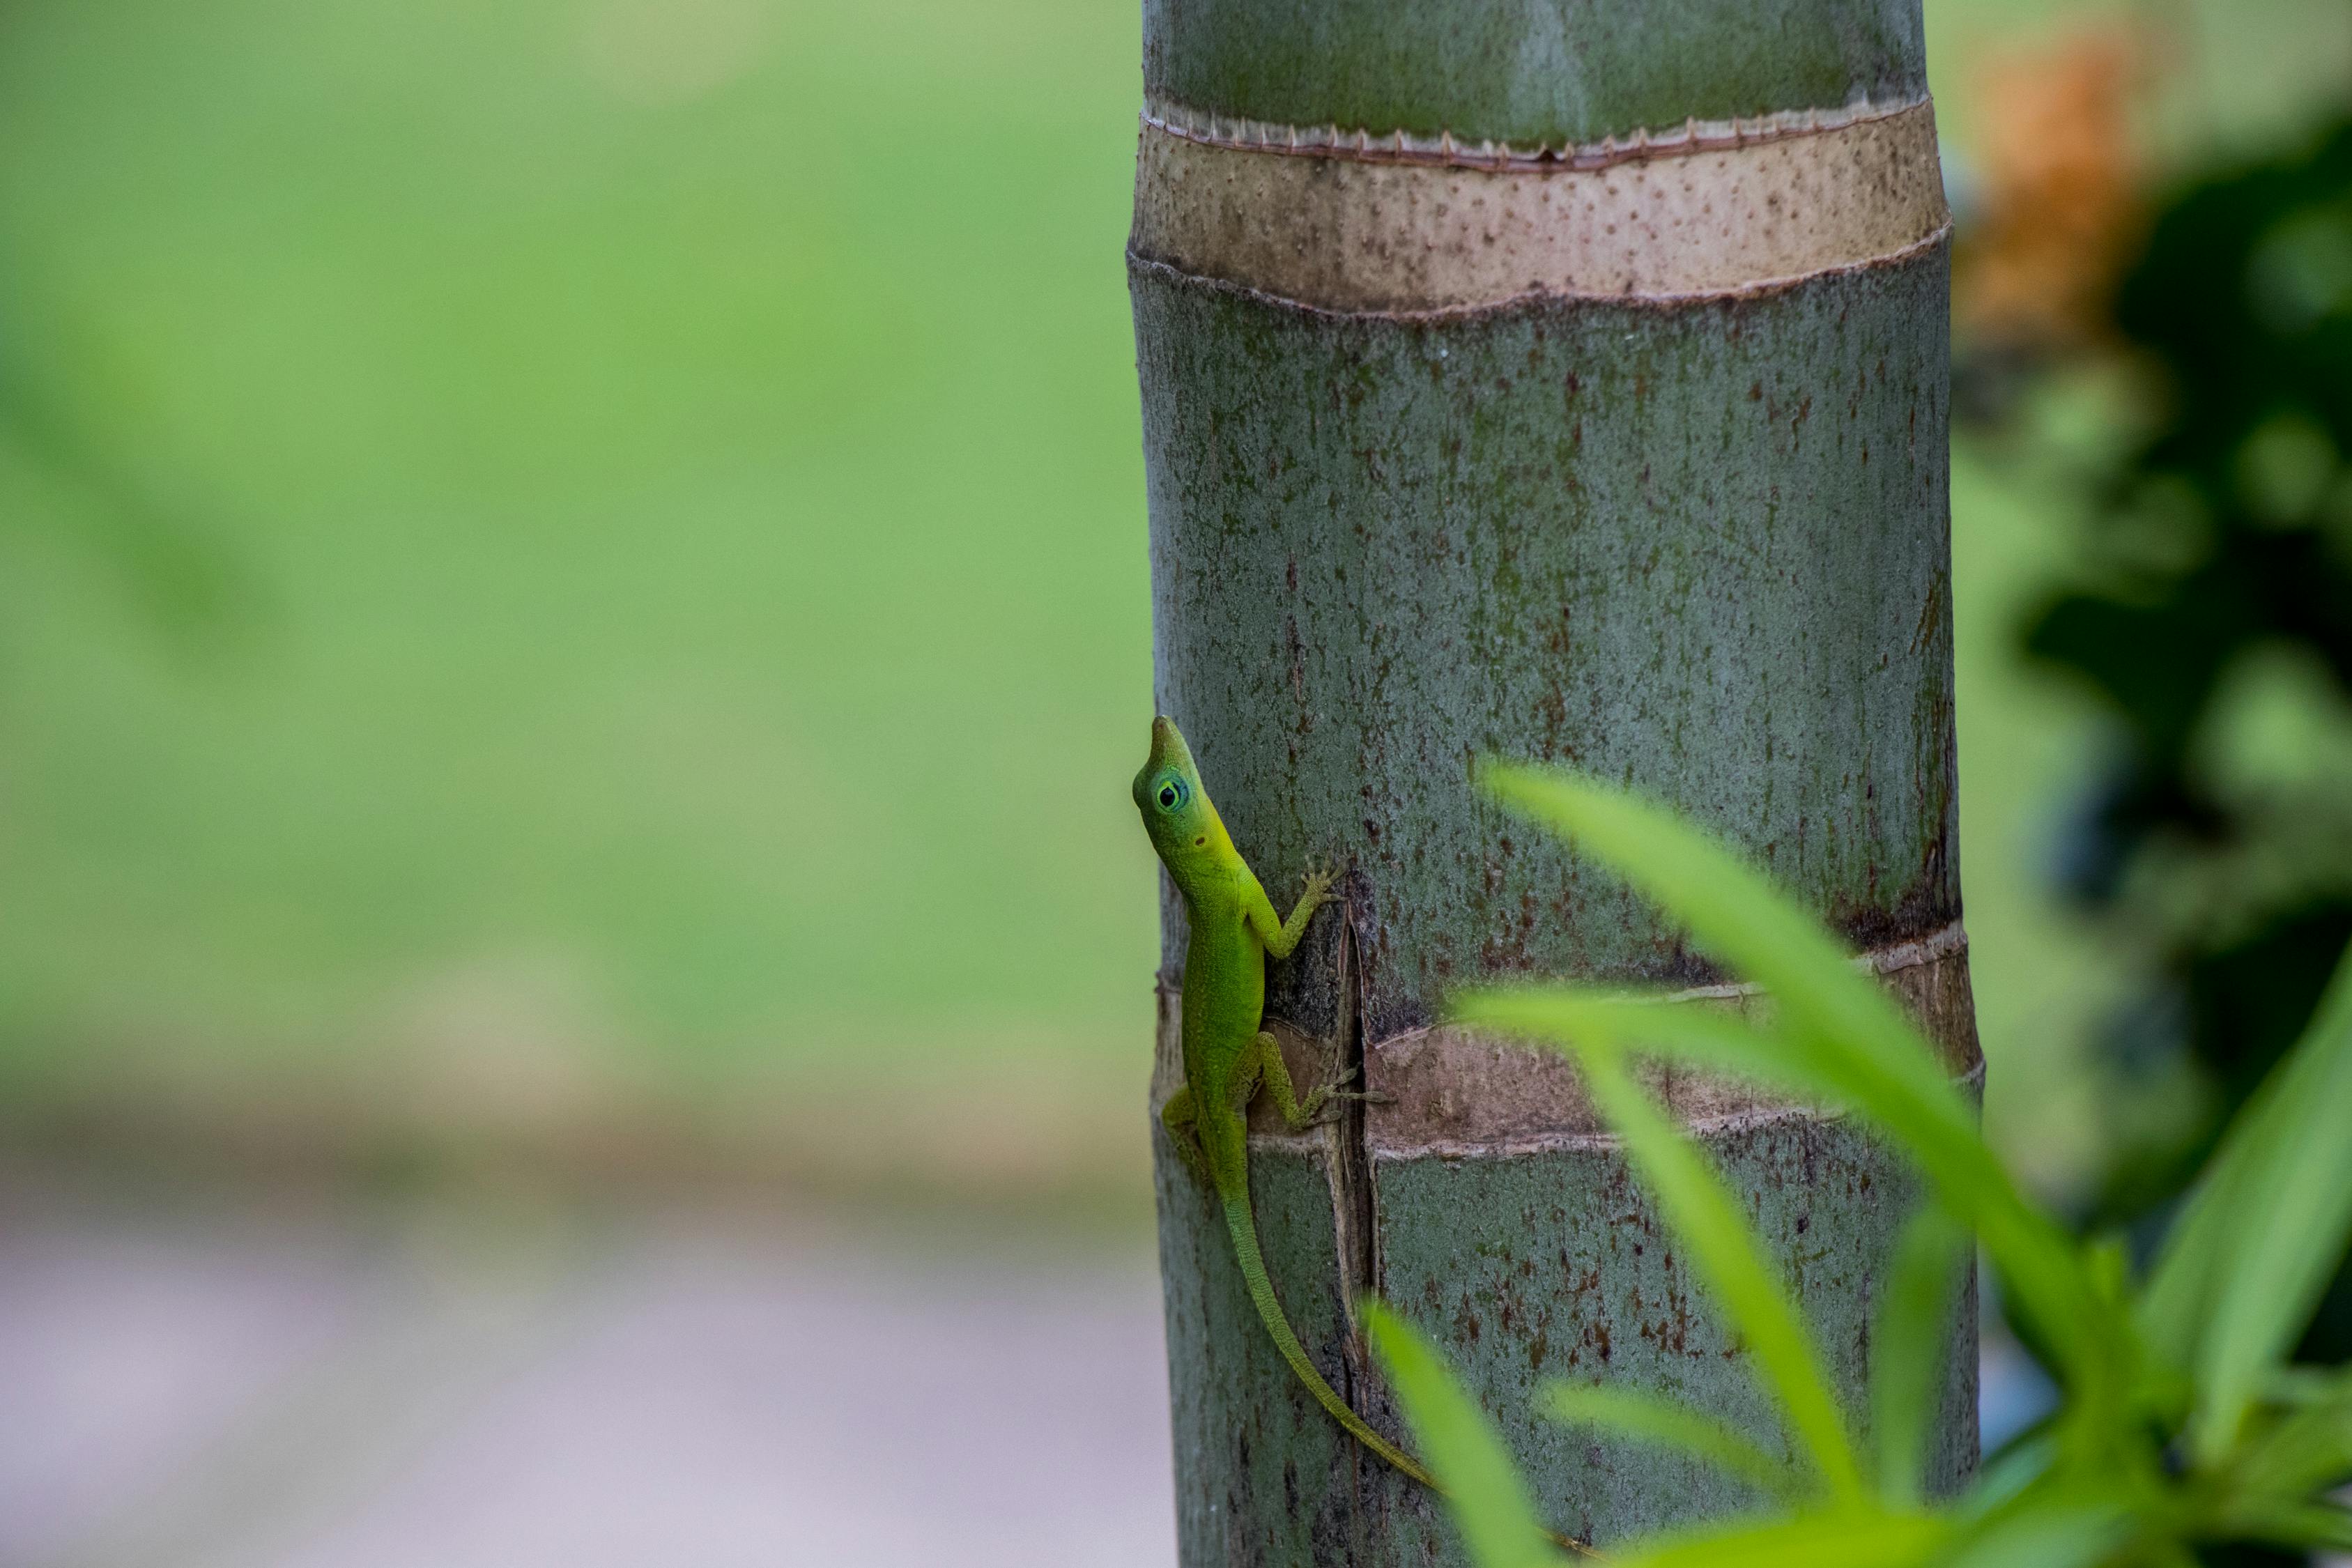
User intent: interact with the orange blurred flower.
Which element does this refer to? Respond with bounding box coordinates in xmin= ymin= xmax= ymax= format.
xmin=1955 ymin=28 xmax=2157 ymax=353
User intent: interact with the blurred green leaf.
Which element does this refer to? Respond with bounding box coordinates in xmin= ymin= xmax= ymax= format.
xmin=1454 ymin=985 xmax=2003 ymax=1225
xmin=1477 ymin=765 xmax=1958 ymax=1122
xmin=2142 ymin=946 xmax=2352 ymax=1460
xmin=1616 ymin=1508 xmax=1946 ymax=1568
xmin=1363 ymin=1302 xmax=1561 ymax=1568
xmin=1470 ymin=767 xmax=2112 ymax=1406
xmin=1957 ymin=1429 xmax=2059 ymax=1521
xmin=1543 ymin=1382 xmax=1803 ymax=1502
xmin=2218 ymin=1498 xmax=2352 ymax=1552
xmin=2139 ymin=1082 xmax=2267 ymax=1371
xmin=1565 ymin=1036 xmax=1863 ymax=1502
xmin=1931 ymin=1498 xmax=2132 ymax=1568
xmin=1457 ymin=996 xmax=2091 ymax=1429
xmin=1417 ymin=766 xmax=2352 ymax=1568
xmin=1458 ymin=990 xmax=1823 ymax=1101
xmin=1873 ymin=1206 xmax=1969 ymax=1506
xmin=2229 ymin=1367 xmax=2352 ymax=1500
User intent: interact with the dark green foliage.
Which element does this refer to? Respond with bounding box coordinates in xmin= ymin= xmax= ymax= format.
xmin=2020 ymin=114 xmax=2352 ymax=1275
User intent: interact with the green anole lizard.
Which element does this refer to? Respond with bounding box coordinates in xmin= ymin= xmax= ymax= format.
xmin=1132 ymin=714 xmax=1439 ymax=1489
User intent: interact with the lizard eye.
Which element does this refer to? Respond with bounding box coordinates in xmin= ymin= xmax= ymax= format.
xmin=1155 ymin=778 xmax=1187 ymax=811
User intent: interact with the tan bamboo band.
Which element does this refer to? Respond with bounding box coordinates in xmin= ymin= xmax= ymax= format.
xmin=1148 ymin=921 xmax=1977 ymax=1156
xmin=1130 ymin=93 xmax=1951 ymax=313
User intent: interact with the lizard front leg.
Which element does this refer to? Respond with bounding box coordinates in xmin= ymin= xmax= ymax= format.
xmin=1252 ymin=868 xmax=1337 ymax=960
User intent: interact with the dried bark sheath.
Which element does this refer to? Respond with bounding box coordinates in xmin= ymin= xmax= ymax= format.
xmin=1130 ymin=1 xmax=1978 ymax=1560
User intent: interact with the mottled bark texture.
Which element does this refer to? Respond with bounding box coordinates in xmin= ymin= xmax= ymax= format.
xmin=1130 ymin=2 xmax=1976 ymax=1561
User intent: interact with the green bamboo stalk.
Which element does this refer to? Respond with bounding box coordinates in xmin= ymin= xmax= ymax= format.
xmin=1130 ymin=2 xmax=1976 ymax=1560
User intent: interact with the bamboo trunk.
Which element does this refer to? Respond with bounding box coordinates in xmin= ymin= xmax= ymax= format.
xmin=1130 ymin=3 xmax=1978 ymax=1560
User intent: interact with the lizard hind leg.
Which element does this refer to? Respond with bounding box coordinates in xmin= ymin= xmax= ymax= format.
xmin=1248 ymin=1030 xmax=1363 ymax=1132
xmin=1159 ymin=1084 xmax=1210 ymax=1180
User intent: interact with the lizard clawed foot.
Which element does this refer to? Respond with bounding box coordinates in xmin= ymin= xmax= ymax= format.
xmin=1305 ymin=1066 xmax=1395 ymax=1123
xmin=1309 ymin=1063 xmax=1360 ymax=1110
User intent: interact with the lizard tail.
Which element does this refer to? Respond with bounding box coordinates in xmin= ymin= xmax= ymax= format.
xmin=1215 ymin=1182 xmax=1607 ymax=1560
xmin=1216 ymin=1183 xmax=1441 ymax=1492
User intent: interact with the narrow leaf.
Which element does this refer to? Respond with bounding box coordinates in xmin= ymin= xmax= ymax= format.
xmin=1544 ymin=1383 xmax=1804 ymax=1500
xmin=2215 ymin=1369 xmax=2352 ymax=1548
xmin=1459 ymin=982 xmax=2097 ymax=1406
xmin=1457 ymin=986 xmax=1997 ymax=1211
xmin=2230 ymin=1369 xmax=2352 ymax=1500
xmin=1473 ymin=767 xmax=2110 ymax=1399
xmin=1932 ymin=1499 xmax=2132 ymax=1568
xmin=1873 ymin=1205 xmax=1969 ymax=1506
xmin=2221 ymin=1499 xmax=2352 ymax=1552
xmin=1617 ymin=1508 xmax=1947 ymax=1568
xmin=2143 ymin=947 xmax=2352 ymax=1461
xmin=1363 ymin=1302 xmax=1559 ymax=1568
xmin=1570 ymin=1036 xmax=1864 ymax=1501
xmin=1479 ymin=765 xmax=1956 ymax=1119
xmin=1458 ymin=988 xmax=1827 ymax=1101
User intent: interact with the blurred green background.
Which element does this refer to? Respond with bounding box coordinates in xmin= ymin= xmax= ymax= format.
xmin=0 ymin=0 xmax=2345 ymax=1208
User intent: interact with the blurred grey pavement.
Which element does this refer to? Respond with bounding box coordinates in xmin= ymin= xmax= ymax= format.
xmin=2 ymin=1180 xmax=2061 ymax=1568
xmin=0 ymin=1182 xmax=1178 ymax=1568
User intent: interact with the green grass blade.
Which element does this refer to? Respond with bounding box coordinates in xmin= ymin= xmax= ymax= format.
xmin=1544 ymin=1383 xmax=1805 ymax=1501
xmin=1617 ymin=1508 xmax=1946 ymax=1568
xmin=1570 ymin=1037 xmax=1864 ymax=1502
xmin=2145 ymin=948 xmax=2352 ymax=1461
xmin=1363 ymin=1302 xmax=1559 ymax=1568
xmin=1872 ymin=1205 xmax=1969 ymax=1506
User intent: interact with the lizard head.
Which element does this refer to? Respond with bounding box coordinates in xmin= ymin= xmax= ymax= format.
xmin=1133 ymin=715 xmax=1229 ymax=873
